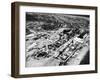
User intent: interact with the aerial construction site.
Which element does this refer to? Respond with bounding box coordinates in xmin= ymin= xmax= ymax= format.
xmin=25 ymin=12 xmax=90 ymax=67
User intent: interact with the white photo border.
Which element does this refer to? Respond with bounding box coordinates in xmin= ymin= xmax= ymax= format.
xmin=19 ymin=5 xmax=96 ymax=75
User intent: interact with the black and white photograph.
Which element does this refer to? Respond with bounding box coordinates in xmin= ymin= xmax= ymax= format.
xmin=11 ymin=2 xmax=97 ymax=77
xmin=25 ymin=12 xmax=90 ymax=67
